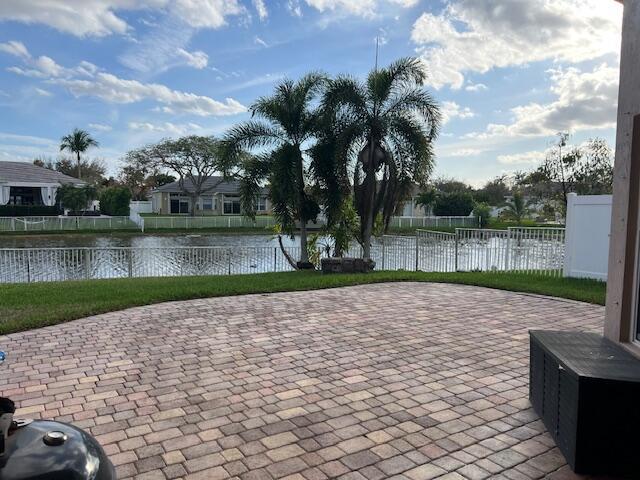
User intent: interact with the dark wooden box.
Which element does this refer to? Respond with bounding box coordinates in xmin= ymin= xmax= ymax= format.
xmin=529 ymin=331 xmax=640 ymax=476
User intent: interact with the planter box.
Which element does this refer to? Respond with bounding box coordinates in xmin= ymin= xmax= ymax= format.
xmin=321 ymin=257 xmax=375 ymax=274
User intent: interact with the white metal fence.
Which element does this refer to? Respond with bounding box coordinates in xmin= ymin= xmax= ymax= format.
xmin=0 ymin=215 xmax=477 ymax=233
xmin=0 ymin=227 xmax=565 ymax=283
xmin=387 ymin=216 xmax=478 ymax=229
xmin=0 ymin=216 xmax=138 ymax=232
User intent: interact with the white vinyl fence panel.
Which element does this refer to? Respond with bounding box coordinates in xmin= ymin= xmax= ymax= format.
xmin=563 ymin=193 xmax=611 ymax=280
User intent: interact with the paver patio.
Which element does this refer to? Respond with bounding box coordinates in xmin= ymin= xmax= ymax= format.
xmin=0 ymin=283 xmax=613 ymax=480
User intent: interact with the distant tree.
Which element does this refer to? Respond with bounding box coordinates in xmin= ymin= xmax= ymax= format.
xmin=474 ymin=175 xmax=510 ymax=205
xmin=55 ymin=157 xmax=106 ymax=185
xmin=99 ymin=186 xmax=131 ymax=216
xmin=56 ymin=184 xmax=97 ymax=214
xmin=150 ymin=173 xmax=176 ymax=187
xmin=520 ymin=136 xmax=614 ymax=215
xmin=502 ymin=190 xmax=530 ymax=224
xmin=433 ymin=177 xmax=472 ymax=194
xmin=433 ymin=191 xmax=474 ymax=216
xmin=59 ymin=128 xmax=99 ymax=180
xmin=127 ymin=136 xmax=232 ymax=216
xmin=415 ymin=188 xmax=438 ymax=214
xmin=572 ymin=138 xmax=613 ymax=195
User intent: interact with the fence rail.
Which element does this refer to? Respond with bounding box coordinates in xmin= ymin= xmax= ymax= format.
xmin=0 ymin=215 xmax=477 ymax=233
xmin=0 ymin=216 xmax=137 ymax=232
xmin=0 ymin=227 xmax=565 ymax=283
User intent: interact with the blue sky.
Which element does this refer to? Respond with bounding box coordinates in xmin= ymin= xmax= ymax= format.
xmin=0 ymin=0 xmax=623 ymax=186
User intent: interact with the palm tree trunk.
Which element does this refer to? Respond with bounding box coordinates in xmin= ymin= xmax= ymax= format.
xmin=362 ymin=140 xmax=377 ymax=260
xmin=296 ymin=150 xmax=309 ymax=264
xmin=76 ymin=152 xmax=82 ymax=180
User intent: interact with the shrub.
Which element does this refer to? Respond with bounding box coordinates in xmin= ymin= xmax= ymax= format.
xmin=0 ymin=205 xmax=60 ymax=216
xmin=99 ymin=186 xmax=132 ymax=216
xmin=433 ymin=192 xmax=475 ymax=216
xmin=473 ymin=202 xmax=492 ymax=228
xmin=56 ymin=184 xmax=97 ymax=213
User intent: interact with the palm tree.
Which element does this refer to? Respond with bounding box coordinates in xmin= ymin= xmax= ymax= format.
xmin=504 ymin=190 xmax=530 ymax=224
xmin=60 ymin=128 xmax=99 ymax=180
xmin=322 ymin=57 xmax=440 ymax=259
xmin=221 ymin=73 xmax=326 ymax=268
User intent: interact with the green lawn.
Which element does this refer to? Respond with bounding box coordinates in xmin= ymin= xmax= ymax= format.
xmin=0 ymin=271 xmax=605 ymax=335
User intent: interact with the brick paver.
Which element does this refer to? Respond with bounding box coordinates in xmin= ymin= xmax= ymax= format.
xmin=0 ymin=283 xmax=615 ymax=479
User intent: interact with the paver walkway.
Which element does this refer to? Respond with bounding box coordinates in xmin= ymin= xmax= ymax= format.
xmin=0 ymin=283 xmax=611 ymax=479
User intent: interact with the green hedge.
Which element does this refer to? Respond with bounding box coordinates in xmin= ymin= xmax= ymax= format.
xmin=0 ymin=205 xmax=61 ymax=216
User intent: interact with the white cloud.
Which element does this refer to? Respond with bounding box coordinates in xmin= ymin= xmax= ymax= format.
xmin=89 ymin=123 xmax=113 ymax=132
xmin=467 ymin=64 xmax=618 ymax=139
xmin=34 ymin=87 xmax=52 ymax=97
xmin=411 ymin=0 xmax=622 ymax=89
xmin=253 ymin=0 xmax=268 ymax=20
xmin=465 ymin=82 xmax=488 ymax=92
xmin=287 ymin=0 xmax=303 ymax=17
xmin=254 ymin=36 xmax=268 ymax=48
xmin=4 ymin=44 xmax=247 ymax=117
xmin=129 ymin=121 xmax=203 ymax=136
xmin=0 ymin=40 xmax=30 ymax=59
xmin=170 ymin=0 xmax=244 ymax=29
xmin=448 ymin=148 xmax=484 ymax=157
xmin=441 ymin=101 xmax=475 ymax=124
xmin=497 ymin=150 xmax=546 ymax=165
xmin=176 ymin=48 xmax=208 ymax=69
xmin=56 ymin=73 xmax=246 ymax=116
xmin=300 ymin=0 xmax=416 ymax=17
xmin=0 ymin=0 xmax=245 ymax=37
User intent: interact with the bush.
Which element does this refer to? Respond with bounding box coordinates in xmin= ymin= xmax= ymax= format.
xmin=433 ymin=192 xmax=475 ymax=216
xmin=0 ymin=205 xmax=61 ymax=216
xmin=473 ymin=202 xmax=492 ymax=228
xmin=99 ymin=186 xmax=132 ymax=216
xmin=57 ymin=184 xmax=97 ymax=213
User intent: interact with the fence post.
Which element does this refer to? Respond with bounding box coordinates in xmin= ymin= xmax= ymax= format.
xmin=505 ymin=229 xmax=511 ymax=271
xmin=128 ymin=249 xmax=133 ymax=278
xmin=454 ymin=229 xmax=459 ymax=271
xmin=273 ymin=247 xmax=277 ymax=271
xmin=228 ymin=249 xmax=232 ymax=275
xmin=26 ymin=250 xmax=31 ymax=283
xmin=84 ymin=249 xmax=90 ymax=279
xmin=11 ymin=218 xmax=15 ymax=231
xmin=109 ymin=218 xmax=112 ymax=229
xmin=381 ymin=236 xmax=386 ymax=270
xmin=141 ymin=217 xmax=145 ymax=233
xmin=414 ymin=236 xmax=419 ymax=271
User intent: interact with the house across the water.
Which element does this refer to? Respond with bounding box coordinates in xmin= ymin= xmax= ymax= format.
xmin=150 ymin=176 xmax=272 ymax=215
xmin=0 ymin=161 xmax=85 ymax=207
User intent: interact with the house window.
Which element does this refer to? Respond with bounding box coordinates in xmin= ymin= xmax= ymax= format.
xmin=256 ymin=197 xmax=267 ymax=212
xmin=169 ymin=194 xmax=190 ymax=214
xmin=202 ymin=196 xmax=214 ymax=211
xmin=223 ymin=197 xmax=241 ymax=215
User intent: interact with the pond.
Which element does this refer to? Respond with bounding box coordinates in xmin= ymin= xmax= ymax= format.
xmin=0 ymin=233 xmax=298 ymax=249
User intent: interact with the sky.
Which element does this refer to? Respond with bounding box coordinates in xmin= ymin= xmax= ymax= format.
xmin=0 ymin=0 xmax=624 ymax=187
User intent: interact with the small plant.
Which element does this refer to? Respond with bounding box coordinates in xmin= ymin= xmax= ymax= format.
xmin=473 ymin=202 xmax=491 ymax=228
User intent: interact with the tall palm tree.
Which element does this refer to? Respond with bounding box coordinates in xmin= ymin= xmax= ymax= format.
xmin=221 ymin=73 xmax=326 ymax=267
xmin=60 ymin=128 xmax=99 ymax=180
xmin=322 ymin=57 xmax=441 ymax=259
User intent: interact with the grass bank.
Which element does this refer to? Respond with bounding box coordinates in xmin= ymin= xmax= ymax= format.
xmin=0 ymin=271 xmax=605 ymax=335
